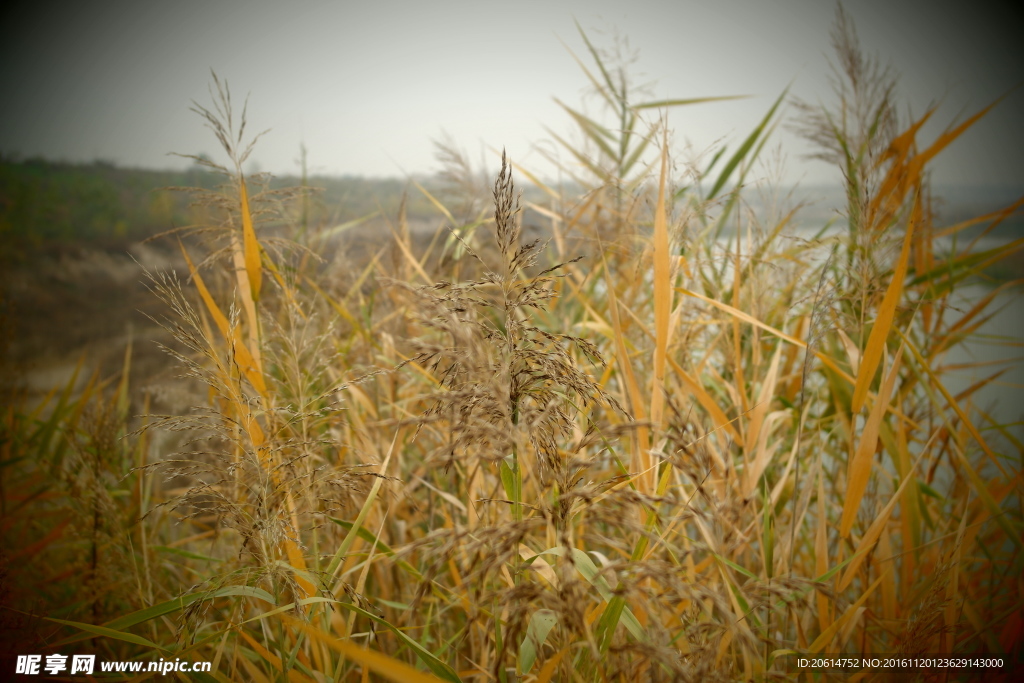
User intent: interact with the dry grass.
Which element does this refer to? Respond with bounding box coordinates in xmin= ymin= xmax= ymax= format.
xmin=2 ymin=9 xmax=1022 ymax=682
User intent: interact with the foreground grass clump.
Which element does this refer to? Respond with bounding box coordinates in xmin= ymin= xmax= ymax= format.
xmin=2 ymin=10 xmax=1023 ymax=682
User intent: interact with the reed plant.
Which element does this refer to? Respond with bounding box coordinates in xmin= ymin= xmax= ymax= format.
xmin=2 ymin=7 xmax=1022 ymax=682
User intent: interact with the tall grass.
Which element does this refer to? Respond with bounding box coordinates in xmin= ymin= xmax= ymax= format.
xmin=2 ymin=8 xmax=1022 ymax=682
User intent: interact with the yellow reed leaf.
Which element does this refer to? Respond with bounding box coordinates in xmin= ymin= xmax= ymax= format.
xmin=304 ymin=276 xmax=358 ymax=327
xmin=677 ymin=287 xmax=806 ymax=349
xmin=878 ymin=525 xmax=896 ymax=621
xmin=840 ymin=344 xmax=903 ymax=538
xmin=236 ymin=655 xmax=274 ymax=683
xmin=838 ymin=445 xmax=918 ymax=592
xmin=816 ymin=463 xmax=830 ymax=635
xmin=809 ymin=570 xmax=888 ymax=654
xmin=936 ymin=196 xmax=1024 ymax=239
xmin=602 ymin=247 xmax=650 ymax=491
xmin=519 ymin=544 xmax=559 ymax=587
xmin=281 ymin=615 xmax=448 ymax=683
xmin=386 ymin=213 xmax=434 ymax=285
xmin=745 ymin=411 xmax=788 ymax=498
xmin=534 ymin=647 xmax=568 ymax=683
xmin=413 ymin=180 xmax=457 ymax=226
xmin=668 ymin=356 xmax=740 ymax=441
xmin=179 ymin=241 xmax=267 ymax=396
xmin=896 ymin=327 xmax=1009 ymax=479
xmin=229 ymin=227 xmax=261 ymax=377
xmin=651 ymin=127 xmax=672 ymax=435
xmin=744 ymin=343 xmax=783 ymax=456
xmin=285 ymin=537 xmax=315 ymax=599
xmin=676 ymin=287 xmax=878 ymax=401
xmin=870 ymin=109 xmax=934 ymax=222
xmin=917 ymin=98 xmax=1004 ymax=171
xmin=895 ymin=418 xmax=919 ymax=584
xmin=952 ymin=444 xmax=1022 ymax=548
xmin=836 ymin=328 xmax=860 ymax=377
xmin=943 ymin=504 xmax=969 ymax=652
xmin=261 ymin=243 xmax=305 ymax=320
xmin=850 ymin=209 xmax=914 ymax=416
xmin=237 ymin=628 xmax=316 ymax=683
xmin=180 ymin=240 xmax=230 ymax=338
xmin=239 ymin=177 xmax=263 ymax=302
xmin=731 ymin=234 xmax=748 ymax=419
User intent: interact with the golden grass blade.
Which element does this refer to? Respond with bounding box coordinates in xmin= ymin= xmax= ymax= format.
xmin=879 ymin=108 xmax=933 ymax=168
xmin=650 ymin=127 xmax=672 ymax=450
xmin=261 ymin=244 xmax=306 ymax=320
xmin=850 ymin=209 xmax=914 ymax=416
xmin=964 ymin=235 xmax=1024 ymax=275
xmin=943 ymin=503 xmax=970 ymax=652
xmin=229 ymin=227 xmax=262 ymax=371
xmin=808 ymin=570 xmax=888 ymax=654
xmin=941 ymin=279 xmax=1020 ymax=344
xmin=179 ymin=241 xmax=267 ymax=396
xmin=745 ymin=411 xmax=787 ymax=499
xmin=326 ymin=430 xmax=398 ymax=582
xmin=677 ymin=287 xmax=805 ymax=348
xmin=413 ymin=180 xmax=458 ymax=226
xmin=816 ymin=465 xmax=830 ymax=635
xmin=668 ymin=356 xmax=740 ymax=441
xmin=678 ymin=286 xmax=865 ymax=389
xmin=840 ymin=344 xmax=903 ymax=538
xmin=836 ymin=328 xmax=860 ymax=376
xmin=952 ymin=443 xmax=1022 ymax=549
xmin=731 ymin=232 xmax=748 ymax=419
xmin=319 ymin=210 xmax=380 ymax=239
xmin=917 ymin=97 xmax=1006 ymax=170
xmin=935 ymin=195 xmax=1024 ymax=239
xmin=601 ymin=246 xmax=648 ymax=465
xmin=304 ymin=276 xmax=358 ymax=326
xmin=838 ymin=438 xmax=922 ymax=591
xmin=894 ymin=418 xmax=920 ymax=583
xmin=281 ymin=615 xmax=454 ymax=683
xmin=508 ymin=159 xmax=559 ymax=200
xmin=180 ymin=240 xmax=231 ymax=338
xmin=237 ymin=629 xmax=316 ymax=683
xmin=534 ymin=647 xmax=568 ymax=683
xmin=869 ymin=109 xmax=935 ymax=222
xmin=236 ymin=654 xmax=274 ymax=683
xmin=878 ymin=524 xmax=896 ymax=620
xmin=952 ymin=368 xmax=1010 ymax=405
xmin=519 ymin=545 xmax=558 ymax=587
xmin=348 ymin=512 xmax=390 ymax=635
xmin=743 ymin=343 xmax=782 ymax=457
xmin=895 ymin=327 xmax=1009 ymax=478
xmin=285 ymin=536 xmax=315 ymax=599
xmin=386 ymin=214 xmax=434 ymax=285
xmin=239 ymin=177 xmax=262 ymax=302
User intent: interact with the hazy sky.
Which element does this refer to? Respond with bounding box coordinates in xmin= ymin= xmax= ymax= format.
xmin=2 ymin=0 xmax=1022 ymax=187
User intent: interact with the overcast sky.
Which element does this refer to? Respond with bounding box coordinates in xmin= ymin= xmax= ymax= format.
xmin=2 ymin=0 xmax=1022 ymax=187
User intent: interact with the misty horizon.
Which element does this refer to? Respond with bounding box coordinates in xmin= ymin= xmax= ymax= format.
xmin=2 ymin=0 xmax=1023 ymax=190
